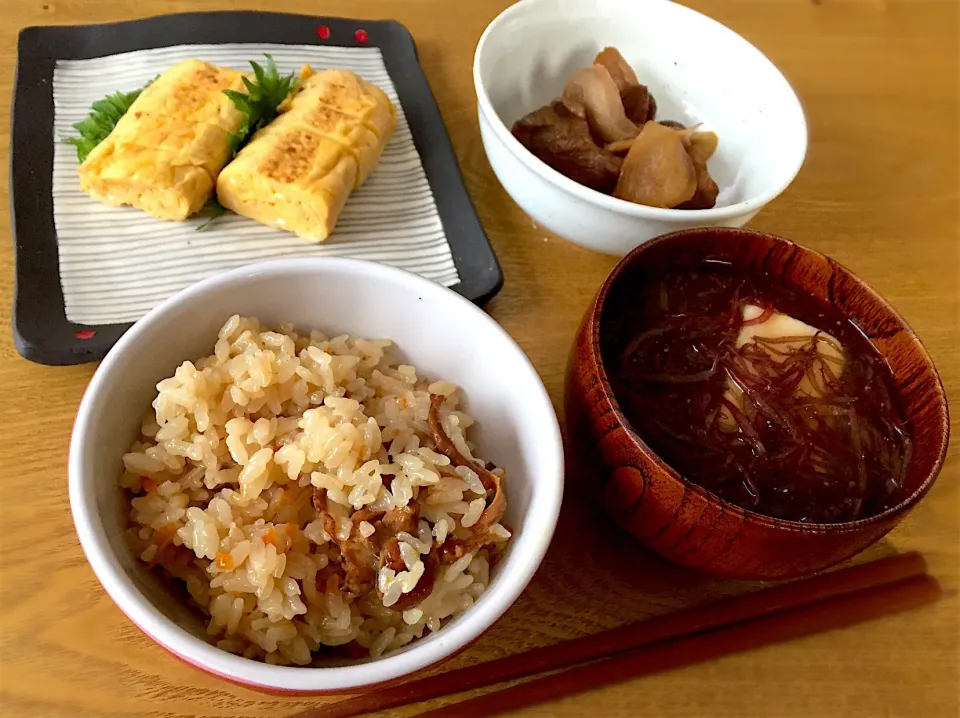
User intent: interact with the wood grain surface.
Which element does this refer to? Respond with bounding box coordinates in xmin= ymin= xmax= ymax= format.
xmin=0 ymin=1 xmax=956 ymax=716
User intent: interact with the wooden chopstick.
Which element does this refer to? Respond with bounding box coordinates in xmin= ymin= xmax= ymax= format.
xmin=293 ymin=551 xmax=927 ymax=718
xmin=415 ymin=573 xmax=941 ymax=718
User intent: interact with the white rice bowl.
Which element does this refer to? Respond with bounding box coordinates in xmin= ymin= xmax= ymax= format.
xmin=69 ymin=258 xmax=563 ymax=693
xmin=122 ymin=315 xmax=512 ymax=666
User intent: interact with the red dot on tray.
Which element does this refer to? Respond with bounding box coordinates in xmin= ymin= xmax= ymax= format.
xmin=354 ymin=29 xmax=369 ymax=43
xmin=75 ymin=330 xmax=96 ymax=340
xmin=316 ymin=25 xmax=331 ymax=40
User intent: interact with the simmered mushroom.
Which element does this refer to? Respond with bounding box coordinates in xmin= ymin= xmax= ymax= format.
xmin=677 ymin=130 xmax=720 ymax=210
xmin=593 ymin=47 xmax=639 ymax=93
xmin=594 ymin=47 xmax=657 ymax=124
xmin=614 ymin=121 xmax=698 ymax=208
xmin=562 ymin=65 xmax=639 ymax=144
xmin=511 ymin=100 xmax=623 ymax=193
xmin=621 ymin=84 xmax=657 ymax=125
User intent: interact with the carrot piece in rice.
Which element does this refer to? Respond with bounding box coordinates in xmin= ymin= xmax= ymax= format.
xmin=262 ymin=528 xmax=278 ymax=549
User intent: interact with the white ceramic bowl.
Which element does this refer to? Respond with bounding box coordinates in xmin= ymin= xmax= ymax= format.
xmin=69 ymin=258 xmax=563 ymax=693
xmin=474 ymin=0 xmax=808 ymax=255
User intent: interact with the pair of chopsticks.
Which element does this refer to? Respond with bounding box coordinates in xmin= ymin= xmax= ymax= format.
xmin=291 ymin=552 xmax=939 ymax=718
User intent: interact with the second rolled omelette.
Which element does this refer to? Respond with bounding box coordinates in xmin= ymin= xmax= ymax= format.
xmin=77 ymin=59 xmax=246 ymax=221
xmin=216 ymin=69 xmax=397 ymax=242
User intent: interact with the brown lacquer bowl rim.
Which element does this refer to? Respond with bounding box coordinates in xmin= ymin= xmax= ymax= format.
xmin=588 ymin=227 xmax=950 ymax=535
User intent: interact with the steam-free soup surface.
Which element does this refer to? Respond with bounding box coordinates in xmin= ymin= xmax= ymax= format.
xmin=603 ymin=263 xmax=911 ymax=523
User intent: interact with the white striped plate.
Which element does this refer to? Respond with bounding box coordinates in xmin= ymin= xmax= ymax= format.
xmin=53 ymin=43 xmax=459 ymax=326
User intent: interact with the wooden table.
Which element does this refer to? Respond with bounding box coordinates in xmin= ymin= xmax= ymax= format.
xmin=0 ymin=0 xmax=956 ymax=715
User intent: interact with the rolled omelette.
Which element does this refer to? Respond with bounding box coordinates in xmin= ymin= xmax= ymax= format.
xmin=77 ymin=59 xmax=246 ymax=221
xmin=216 ymin=69 xmax=397 ymax=242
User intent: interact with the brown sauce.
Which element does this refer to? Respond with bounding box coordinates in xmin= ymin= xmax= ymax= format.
xmin=602 ymin=262 xmax=912 ymax=523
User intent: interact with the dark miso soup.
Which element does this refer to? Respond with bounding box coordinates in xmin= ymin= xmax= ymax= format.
xmin=602 ymin=262 xmax=911 ymax=524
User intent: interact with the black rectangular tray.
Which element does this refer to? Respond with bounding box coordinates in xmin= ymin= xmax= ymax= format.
xmin=11 ymin=11 xmax=502 ymax=365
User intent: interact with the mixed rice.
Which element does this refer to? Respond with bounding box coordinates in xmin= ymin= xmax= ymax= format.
xmin=122 ymin=315 xmax=511 ymax=665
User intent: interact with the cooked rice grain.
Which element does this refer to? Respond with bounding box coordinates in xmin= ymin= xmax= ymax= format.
xmin=122 ymin=316 xmax=511 ymax=665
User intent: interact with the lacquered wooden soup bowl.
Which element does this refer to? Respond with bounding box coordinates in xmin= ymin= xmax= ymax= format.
xmin=565 ymin=228 xmax=949 ymax=580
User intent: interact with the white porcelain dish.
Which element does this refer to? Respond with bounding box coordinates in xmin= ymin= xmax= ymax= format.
xmin=69 ymin=258 xmax=563 ymax=693
xmin=474 ymin=0 xmax=808 ymax=255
